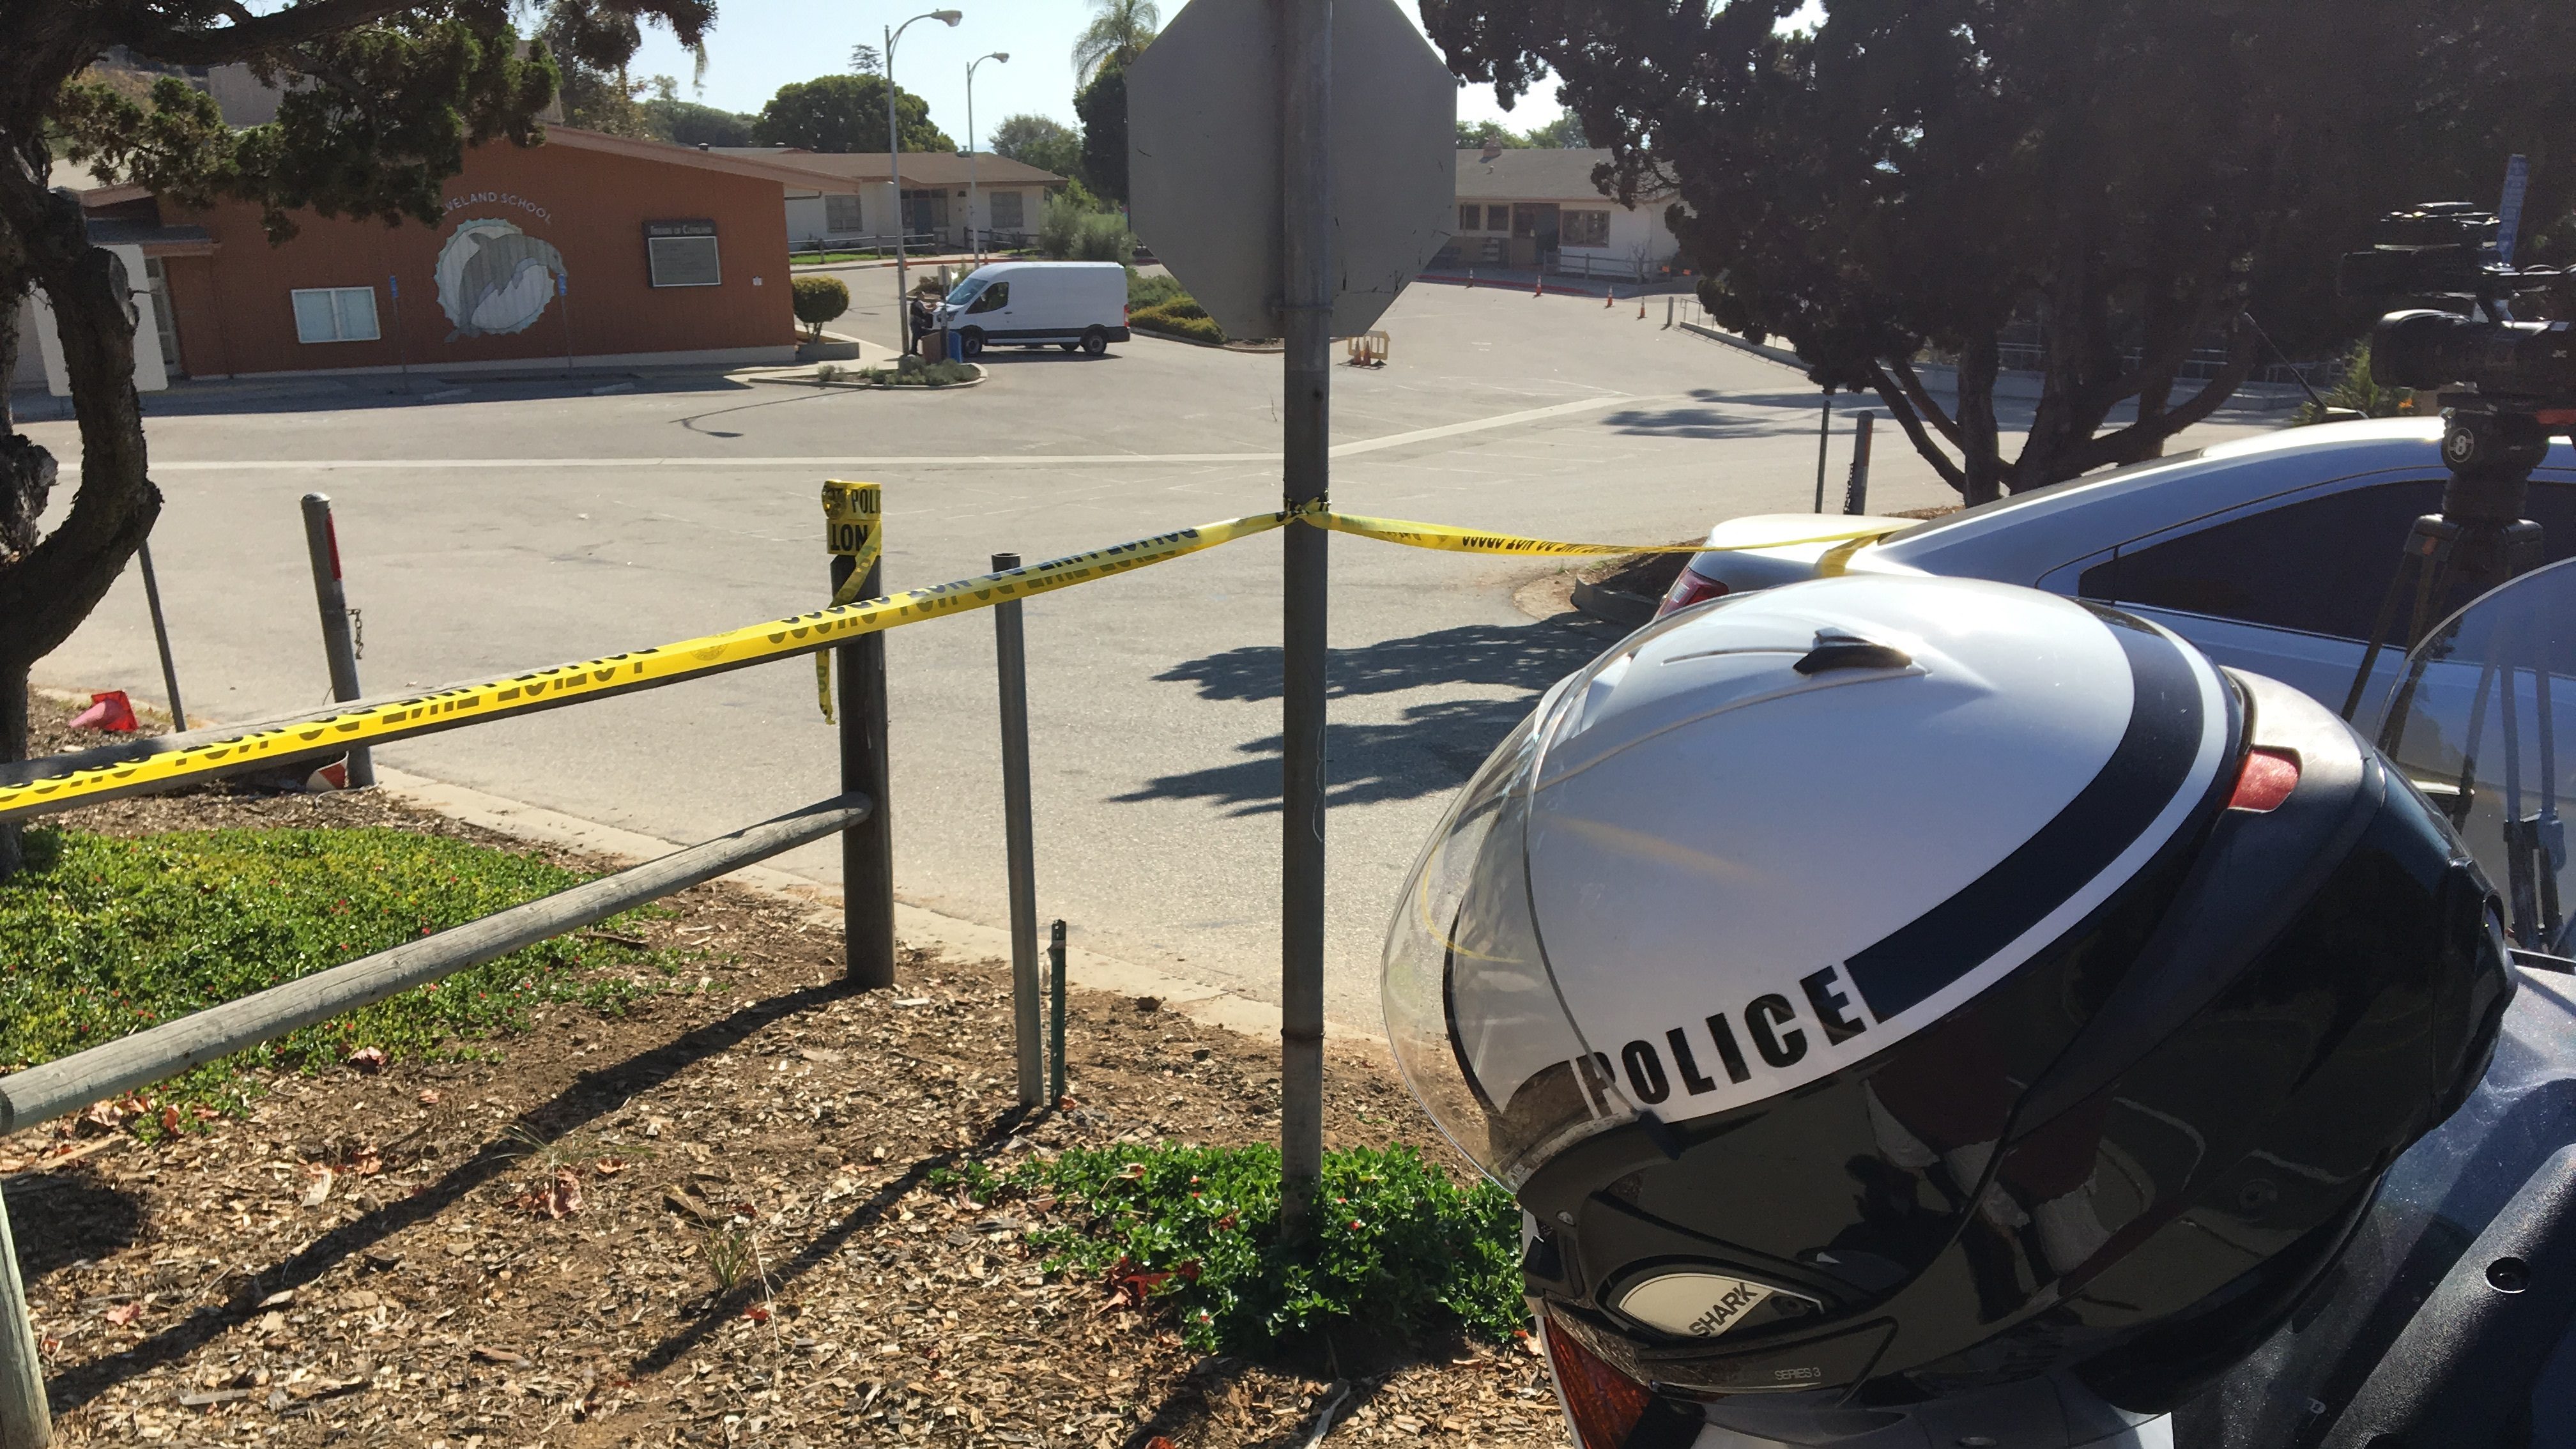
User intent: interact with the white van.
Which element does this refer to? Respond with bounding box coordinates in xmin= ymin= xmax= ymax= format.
xmin=931 ymin=261 xmax=1131 ymax=357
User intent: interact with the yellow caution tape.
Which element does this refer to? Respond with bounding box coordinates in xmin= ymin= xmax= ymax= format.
xmin=816 ymin=480 xmax=885 ymax=723
xmin=1310 ymin=505 xmax=1900 ymax=557
xmin=0 ymin=497 xmax=1912 ymax=824
xmin=0 ymin=508 xmax=1289 ymax=823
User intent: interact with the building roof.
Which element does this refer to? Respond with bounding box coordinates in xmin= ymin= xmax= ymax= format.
xmin=84 ymin=218 xmax=216 ymax=256
xmin=72 ymin=126 xmax=841 ymax=210
xmin=710 ymin=148 xmax=1066 ymax=188
xmin=1455 ymin=147 xmax=1671 ymax=206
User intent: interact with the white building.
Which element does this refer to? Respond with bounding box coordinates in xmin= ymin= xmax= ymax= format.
xmin=715 ymin=148 xmax=1065 ymax=254
xmin=1443 ymin=146 xmax=1682 ymax=279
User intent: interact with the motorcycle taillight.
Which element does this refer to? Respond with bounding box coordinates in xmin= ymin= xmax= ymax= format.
xmin=1653 ymin=565 xmax=1729 ymax=618
xmin=1541 ymin=1314 xmax=1704 ymax=1449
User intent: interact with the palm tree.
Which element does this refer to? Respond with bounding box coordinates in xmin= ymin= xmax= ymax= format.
xmin=1071 ymin=0 xmax=1158 ymax=84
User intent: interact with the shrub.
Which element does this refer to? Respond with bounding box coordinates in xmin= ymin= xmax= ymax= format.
xmin=1038 ymin=187 xmax=1135 ymax=263
xmin=1127 ymin=270 xmax=1187 ymax=309
xmin=790 ymin=275 xmax=850 ymax=342
xmin=933 ymin=1142 xmax=1523 ymax=1356
xmin=1071 ymin=211 xmax=1135 ymax=263
xmin=860 ymin=355 xmax=976 ymax=387
xmin=2294 ymin=340 xmax=2418 ymax=425
xmin=0 ymin=827 xmax=690 ymax=1116
xmin=1131 ymin=298 xmax=1225 ymax=344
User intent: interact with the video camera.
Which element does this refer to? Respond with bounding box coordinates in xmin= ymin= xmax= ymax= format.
xmin=2340 ymin=202 xmax=2575 ymax=414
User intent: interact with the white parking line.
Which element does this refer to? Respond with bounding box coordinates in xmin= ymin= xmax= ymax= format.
xmin=142 ymin=394 xmax=1649 ymax=471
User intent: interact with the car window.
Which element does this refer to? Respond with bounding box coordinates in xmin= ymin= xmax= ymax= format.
xmin=944 ymin=278 xmax=986 ymax=307
xmin=968 ymin=281 xmax=1009 ymax=314
xmin=2096 ymin=479 xmax=2576 ymax=640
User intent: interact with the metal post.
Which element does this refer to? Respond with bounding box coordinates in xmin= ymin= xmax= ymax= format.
xmin=558 ymin=272 xmax=572 ymax=377
xmin=827 ymin=483 xmax=894 ymax=988
xmin=134 ymin=537 xmax=185 ymax=730
xmin=1843 ymin=411 xmax=1876 ymax=516
xmin=0 ymin=1183 xmax=47 ymax=1449
xmin=887 ymin=22 xmax=908 ymax=356
xmin=1047 ymin=918 xmax=1067 ymax=1106
xmin=298 ymin=494 xmax=373 ymax=788
xmin=1812 ymin=384 xmax=1837 ymax=512
xmin=1277 ymin=0 xmax=1333 ymax=1244
xmin=992 ymin=551 xmax=1043 ymax=1107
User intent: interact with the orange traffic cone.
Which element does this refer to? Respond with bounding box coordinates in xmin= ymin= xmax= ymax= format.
xmin=1604 ymin=291 xmax=1614 ymax=309
xmin=1533 ymin=275 xmax=1544 ymax=298
xmin=1637 ymin=300 xmax=1647 ymax=319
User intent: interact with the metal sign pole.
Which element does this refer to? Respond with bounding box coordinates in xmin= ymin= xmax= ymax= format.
xmin=1277 ymin=0 xmax=1333 ymax=1243
xmin=298 ymin=494 xmax=374 ymax=788
xmin=134 ymin=537 xmax=186 ymax=730
xmin=1813 ymin=384 xmax=1837 ymax=512
xmin=992 ymin=551 xmax=1045 ymax=1106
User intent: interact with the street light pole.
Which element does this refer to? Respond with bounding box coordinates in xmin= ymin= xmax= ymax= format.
xmin=967 ymin=52 xmax=1009 ymax=264
xmin=885 ymin=9 xmax=962 ymax=355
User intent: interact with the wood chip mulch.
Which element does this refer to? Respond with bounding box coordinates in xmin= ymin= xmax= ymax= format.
xmin=4 ymin=699 xmax=1566 ymax=1449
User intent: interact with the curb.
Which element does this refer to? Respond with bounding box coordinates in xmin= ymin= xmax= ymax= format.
xmin=1568 ymin=578 xmax=1659 ymax=628
xmin=1130 ymin=325 xmax=1283 ymax=354
xmin=745 ymin=363 xmax=990 ymax=391
xmin=1678 ymin=319 xmax=1809 ymax=372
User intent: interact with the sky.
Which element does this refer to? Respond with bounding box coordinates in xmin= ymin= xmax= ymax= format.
xmin=621 ymin=0 xmax=1574 ymax=148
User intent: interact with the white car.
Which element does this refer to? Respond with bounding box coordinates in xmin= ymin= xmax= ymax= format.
xmin=1659 ymin=418 xmax=2576 ymax=716
xmin=931 ymin=260 xmax=1131 ymax=358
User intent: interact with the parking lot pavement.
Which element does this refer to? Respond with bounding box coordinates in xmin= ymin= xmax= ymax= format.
xmin=21 ymin=283 xmax=2287 ymax=1029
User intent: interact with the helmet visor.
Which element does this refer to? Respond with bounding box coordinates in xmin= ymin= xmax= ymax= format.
xmin=1384 ymin=687 xmax=1636 ymax=1188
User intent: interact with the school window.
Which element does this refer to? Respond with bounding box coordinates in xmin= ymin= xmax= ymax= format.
xmin=990 ymin=190 xmax=1025 ymax=230
xmin=824 ymin=193 xmax=863 ymax=233
xmin=648 ymin=234 xmax=722 ymax=288
xmin=1459 ymin=203 xmax=1481 ymax=231
xmin=1562 ymin=209 xmax=1612 ymax=247
xmin=1487 ymin=204 xmax=1510 ymax=231
xmin=289 ymin=286 xmax=379 ymax=344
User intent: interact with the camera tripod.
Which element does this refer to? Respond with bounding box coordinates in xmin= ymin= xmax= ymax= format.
xmin=2354 ymin=406 xmax=2570 ymax=951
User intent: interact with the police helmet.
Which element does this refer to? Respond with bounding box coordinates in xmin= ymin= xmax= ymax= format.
xmin=1382 ymin=575 xmax=2509 ymax=1439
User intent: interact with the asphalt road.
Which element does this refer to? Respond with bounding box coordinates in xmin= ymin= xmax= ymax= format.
xmin=22 ymin=283 xmax=2285 ymax=1029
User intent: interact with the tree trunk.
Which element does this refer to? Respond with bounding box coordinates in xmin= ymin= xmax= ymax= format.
xmin=0 ymin=663 xmax=23 ymax=879
xmin=0 ymin=156 xmax=162 ymax=882
xmin=1956 ymin=334 xmax=2005 ymax=506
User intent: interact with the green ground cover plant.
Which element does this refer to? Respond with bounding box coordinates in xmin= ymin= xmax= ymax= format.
xmin=0 ymin=827 xmax=691 ymax=1121
xmin=858 ymin=355 xmax=977 ymax=387
xmin=931 ymin=1142 xmax=1523 ymax=1355
xmin=1129 ymin=295 xmax=1225 ymax=345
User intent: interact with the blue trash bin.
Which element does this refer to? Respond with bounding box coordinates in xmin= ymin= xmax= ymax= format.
xmin=946 ymin=330 xmax=965 ymax=363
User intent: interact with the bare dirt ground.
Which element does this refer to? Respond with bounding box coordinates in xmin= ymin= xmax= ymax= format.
xmin=5 ymin=699 xmax=1564 ymax=1449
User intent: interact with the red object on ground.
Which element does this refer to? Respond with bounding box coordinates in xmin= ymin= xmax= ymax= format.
xmin=70 ymin=691 xmax=138 ymax=732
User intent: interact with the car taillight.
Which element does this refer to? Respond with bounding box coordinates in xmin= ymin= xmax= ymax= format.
xmin=1653 ymin=565 xmax=1729 ymax=618
xmin=1540 ymin=1315 xmax=1703 ymax=1449
xmin=2228 ymin=747 xmax=2301 ymax=813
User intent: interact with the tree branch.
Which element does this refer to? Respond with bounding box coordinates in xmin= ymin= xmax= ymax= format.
xmin=1864 ymin=361 xmax=1968 ymax=497
xmin=1883 ymin=355 xmax=1966 ymax=452
xmin=2057 ymin=327 xmax=2262 ymax=477
xmin=125 ymin=0 xmax=418 ymax=66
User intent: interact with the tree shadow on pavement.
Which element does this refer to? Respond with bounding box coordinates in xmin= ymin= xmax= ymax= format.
xmin=1117 ymin=618 xmax=1614 ymax=814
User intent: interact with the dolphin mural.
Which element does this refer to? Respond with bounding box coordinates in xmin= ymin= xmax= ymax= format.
xmin=434 ymin=218 xmax=568 ymax=341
